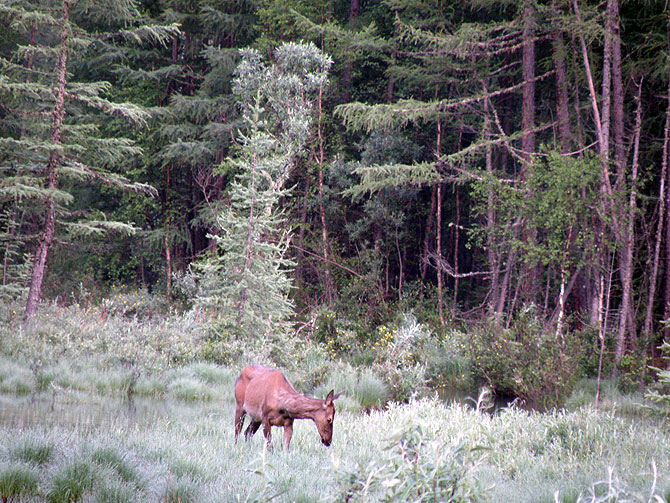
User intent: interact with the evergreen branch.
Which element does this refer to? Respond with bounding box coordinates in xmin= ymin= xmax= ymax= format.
xmin=63 ymin=90 xmax=149 ymax=126
xmin=121 ymin=64 xmax=184 ymax=83
xmin=64 ymin=220 xmax=137 ymax=237
xmin=64 ymin=161 xmax=157 ymax=197
xmin=291 ymin=10 xmax=392 ymax=54
xmin=117 ymin=23 xmax=181 ymax=46
xmin=441 ymin=121 xmax=556 ymax=168
xmin=0 ymin=183 xmax=74 ymax=204
xmin=345 ymin=162 xmax=440 ymax=197
xmin=335 ymin=69 xmax=555 ymax=132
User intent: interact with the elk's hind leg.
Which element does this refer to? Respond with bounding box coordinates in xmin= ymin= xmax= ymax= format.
xmin=234 ymin=405 xmax=246 ymax=442
xmin=245 ymin=420 xmax=261 ymax=440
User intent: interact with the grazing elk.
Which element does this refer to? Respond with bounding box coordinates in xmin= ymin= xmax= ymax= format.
xmin=234 ymin=365 xmax=341 ymax=449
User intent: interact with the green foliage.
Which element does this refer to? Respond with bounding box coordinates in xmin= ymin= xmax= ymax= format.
xmin=645 ymin=341 xmax=670 ymax=413
xmin=331 ymin=416 xmax=488 ymax=503
xmin=193 ymin=42 xmax=332 ymax=338
xmin=468 ymin=306 xmax=583 ymax=408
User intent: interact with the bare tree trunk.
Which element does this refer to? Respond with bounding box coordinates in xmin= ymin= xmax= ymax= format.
xmin=648 ymin=81 xmax=670 ymax=337
xmin=484 ymin=101 xmax=501 ymax=315
xmin=315 ymin=85 xmax=335 ymax=305
xmin=436 ymin=119 xmax=445 ymax=324
xmin=521 ymin=4 xmax=538 ymax=305
xmin=552 ymin=29 xmax=572 ymax=153
xmin=453 ymin=190 xmax=460 ymax=304
xmin=341 ymin=0 xmax=360 ymax=102
xmin=616 ymin=78 xmax=642 ymax=358
xmin=25 ymin=0 xmax=69 ymax=319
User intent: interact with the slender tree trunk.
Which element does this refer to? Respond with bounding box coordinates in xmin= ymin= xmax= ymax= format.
xmin=437 ymin=182 xmax=444 ymax=324
xmin=521 ymin=4 xmax=538 ymax=305
xmin=648 ymin=79 xmax=670 ymax=337
xmin=484 ymin=101 xmax=501 ymax=315
xmin=552 ymin=29 xmax=572 ymax=153
xmin=436 ymin=119 xmax=445 ymax=324
xmin=616 ymin=78 xmax=642 ymax=358
xmin=341 ymin=0 xmax=360 ymax=102
xmin=453 ymin=190 xmax=460 ymax=304
xmin=25 ymin=0 xmax=69 ymax=319
xmin=315 ymin=85 xmax=335 ymax=305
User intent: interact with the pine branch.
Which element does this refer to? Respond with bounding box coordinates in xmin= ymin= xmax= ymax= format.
xmin=335 ymin=69 xmax=556 ymax=133
xmin=345 ymin=162 xmax=440 ymax=197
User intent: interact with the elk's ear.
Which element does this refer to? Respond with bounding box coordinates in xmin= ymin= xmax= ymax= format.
xmin=325 ymin=390 xmax=343 ymax=406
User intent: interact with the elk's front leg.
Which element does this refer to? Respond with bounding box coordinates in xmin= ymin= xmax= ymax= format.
xmin=262 ymin=416 xmax=273 ymax=449
xmin=283 ymin=419 xmax=294 ymax=450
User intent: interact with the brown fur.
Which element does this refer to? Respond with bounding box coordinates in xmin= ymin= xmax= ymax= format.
xmin=234 ymin=365 xmax=341 ymax=449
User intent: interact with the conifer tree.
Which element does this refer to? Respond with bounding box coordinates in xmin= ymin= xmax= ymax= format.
xmin=194 ymin=42 xmax=331 ymax=337
xmin=0 ymin=0 xmax=178 ymax=317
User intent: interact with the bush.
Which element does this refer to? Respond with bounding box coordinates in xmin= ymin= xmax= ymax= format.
xmin=330 ymin=414 xmax=488 ymax=503
xmin=373 ymin=314 xmax=431 ymax=402
xmin=646 ymin=340 xmax=670 ymax=413
xmin=468 ymin=305 xmax=582 ymax=408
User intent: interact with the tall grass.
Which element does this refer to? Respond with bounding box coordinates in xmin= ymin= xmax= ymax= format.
xmin=0 ymin=392 xmax=667 ymax=503
xmin=0 ymin=298 xmax=668 ymax=502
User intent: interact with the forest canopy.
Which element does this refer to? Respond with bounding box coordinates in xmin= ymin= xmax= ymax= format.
xmin=2 ymin=0 xmax=670 ymax=369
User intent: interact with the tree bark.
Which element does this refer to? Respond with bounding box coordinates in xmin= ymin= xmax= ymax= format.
xmin=552 ymin=29 xmax=572 ymax=153
xmin=521 ymin=3 xmax=538 ymax=305
xmin=616 ymin=78 xmax=642 ymax=358
xmin=25 ymin=0 xmax=69 ymax=319
xmin=341 ymin=0 xmax=360 ymax=102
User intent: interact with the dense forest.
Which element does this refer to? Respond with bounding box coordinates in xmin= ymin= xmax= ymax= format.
xmin=2 ymin=0 xmax=670 ymax=369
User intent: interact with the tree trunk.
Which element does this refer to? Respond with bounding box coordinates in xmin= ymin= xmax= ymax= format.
xmin=521 ymin=3 xmax=538 ymax=305
xmin=315 ymin=85 xmax=335 ymax=305
xmin=341 ymin=0 xmax=360 ymax=102
xmin=25 ymin=0 xmax=70 ymax=319
xmin=616 ymin=78 xmax=642 ymax=357
xmin=552 ymin=29 xmax=572 ymax=153
xmin=648 ymin=79 xmax=670 ymax=338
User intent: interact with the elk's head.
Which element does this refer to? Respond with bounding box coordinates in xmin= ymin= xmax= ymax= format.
xmin=315 ymin=390 xmax=341 ymax=446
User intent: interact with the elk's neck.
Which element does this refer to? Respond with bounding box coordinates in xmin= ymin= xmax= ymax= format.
xmin=280 ymin=391 xmax=322 ymax=420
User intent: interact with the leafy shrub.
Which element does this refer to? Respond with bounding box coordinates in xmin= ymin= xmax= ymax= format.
xmin=331 ymin=416 xmax=488 ymax=502
xmin=314 ymin=364 xmax=388 ymax=412
xmin=617 ymin=351 xmax=652 ymax=394
xmin=646 ymin=340 xmax=670 ymax=413
xmin=373 ymin=314 xmax=430 ymax=402
xmin=468 ymin=305 xmax=582 ymax=408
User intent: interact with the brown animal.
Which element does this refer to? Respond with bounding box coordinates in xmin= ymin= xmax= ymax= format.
xmin=234 ymin=365 xmax=341 ymax=449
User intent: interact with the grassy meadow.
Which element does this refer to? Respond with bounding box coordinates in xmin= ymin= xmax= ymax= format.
xmin=0 ymin=296 xmax=669 ymax=503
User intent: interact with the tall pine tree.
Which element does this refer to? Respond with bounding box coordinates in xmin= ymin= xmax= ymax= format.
xmin=0 ymin=0 xmax=178 ymax=317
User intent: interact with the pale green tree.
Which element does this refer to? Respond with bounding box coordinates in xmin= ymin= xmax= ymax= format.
xmin=194 ymin=42 xmax=331 ymax=337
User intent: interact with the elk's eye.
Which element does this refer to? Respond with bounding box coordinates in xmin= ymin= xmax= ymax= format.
xmin=327 ymin=417 xmax=333 ymax=424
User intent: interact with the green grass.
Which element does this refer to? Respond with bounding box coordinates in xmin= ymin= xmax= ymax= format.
xmin=0 ymin=463 xmax=38 ymax=501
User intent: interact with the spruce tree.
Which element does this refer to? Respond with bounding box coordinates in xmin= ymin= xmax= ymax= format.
xmin=194 ymin=42 xmax=331 ymax=338
xmin=0 ymin=0 xmax=178 ymax=317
